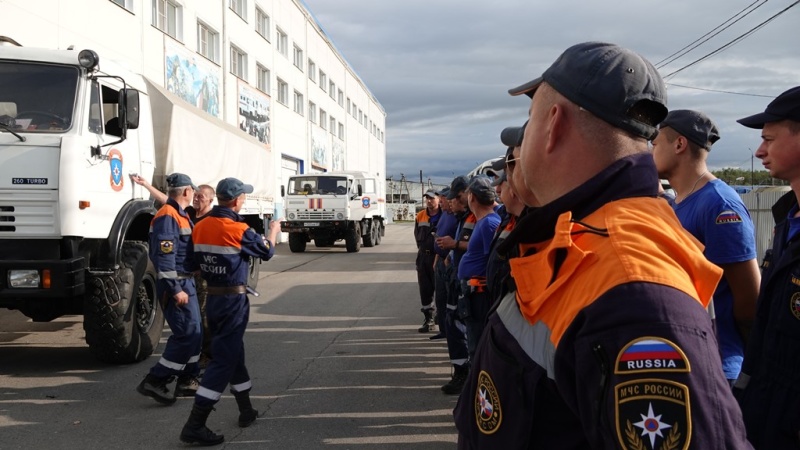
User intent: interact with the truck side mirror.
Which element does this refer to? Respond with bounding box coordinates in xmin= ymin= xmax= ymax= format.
xmin=357 ymin=184 xmax=363 ymax=196
xmin=281 ymin=185 xmax=285 ymax=197
xmin=119 ymin=88 xmax=140 ymax=130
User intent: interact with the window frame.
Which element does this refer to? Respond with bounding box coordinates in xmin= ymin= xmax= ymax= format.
xmin=255 ymin=7 xmax=270 ymax=40
xmin=277 ymin=78 xmax=288 ymax=105
xmin=229 ymin=0 xmax=247 ymax=20
xmin=230 ymin=45 xmax=247 ymax=80
xmin=256 ymin=63 xmax=271 ymax=94
xmin=197 ymin=21 xmax=220 ymax=63
xmin=293 ymin=45 xmax=304 ymax=72
xmin=152 ymin=0 xmax=182 ymax=40
xmin=276 ymin=27 xmax=288 ymax=57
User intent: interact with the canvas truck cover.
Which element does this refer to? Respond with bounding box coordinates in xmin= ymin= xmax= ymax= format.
xmin=143 ymin=78 xmax=275 ymax=208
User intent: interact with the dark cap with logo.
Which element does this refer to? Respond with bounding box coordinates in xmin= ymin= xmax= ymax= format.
xmin=216 ymin=177 xmax=254 ymax=200
xmin=660 ymin=109 xmax=720 ymax=150
xmin=423 ymin=189 xmax=437 ymax=199
xmin=467 ymin=176 xmax=497 ymax=204
xmin=508 ymin=41 xmax=667 ymax=140
xmin=738 ymin=86 xmax=800 ymax=129
xmin=446 ymin=176 xmax=470 ymax=200
xmin=166 ymin=173 xmax=197 ymax=190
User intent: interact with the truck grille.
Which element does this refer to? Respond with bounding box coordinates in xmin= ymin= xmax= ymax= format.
xmin=296 ymin=211 xmax=336 ymax=220
xmin=0 ymin=190 xmax=59 ymax=236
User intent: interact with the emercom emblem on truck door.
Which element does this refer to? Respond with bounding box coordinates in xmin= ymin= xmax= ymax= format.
xmin=362 ymin=197 xmax=371 ymax=208
xmin=108 ymin=148 xmax=124 ymax=191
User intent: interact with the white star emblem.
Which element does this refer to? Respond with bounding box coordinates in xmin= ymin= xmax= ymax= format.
xmin=633 ymin=402 xmax=672 ymax=449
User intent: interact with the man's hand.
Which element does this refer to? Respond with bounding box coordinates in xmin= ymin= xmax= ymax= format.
xmin=436 ymin=235 xmax=456 ymax=250
xmin=266 ymin=218 xmax=284 ymax=245
xmin=173 ymin=291 xmax=189 ymax=305
xmin=129 ymin=173 xmax=148 ymax=186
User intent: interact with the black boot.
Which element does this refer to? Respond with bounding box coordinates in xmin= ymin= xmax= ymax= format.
xmin=136 ymin=374 xmax=176 ymax=405
xmin=442 ymin=364 xmax=469 ymax=395
xmin=418 ymin=308 xmax=437 ymax=333
xmin=180 ymin=404 xmax=224 ymax=446
xmin=231 ymin=389 xmax=258 ymax=428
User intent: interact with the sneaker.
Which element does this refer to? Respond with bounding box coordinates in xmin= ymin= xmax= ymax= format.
xmin=175 ymin=376 xmax=200 ymax=397
xmin=418 ymin=319 xmax=437 ymax=333
xmin=137 ymin=374 xmax=176 ymax=405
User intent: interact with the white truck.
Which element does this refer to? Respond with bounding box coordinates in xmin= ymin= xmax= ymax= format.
xmin=0 ymin=42 xmax=274 ymax=363
xmin=281 ymin=171 xmax=385 ymax=253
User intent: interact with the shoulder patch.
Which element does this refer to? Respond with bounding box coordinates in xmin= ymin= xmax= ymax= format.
xmin=160 ymin=240 xmax=174 ymax=254
xmin=616 ymin=379 xmax=690 ymax=450
xmin=474 ymin=370 xmax=502 ymax=435
xmin=791 ymin=293 xmax=800 ymax=320
xmin=615 ymin=337 xmax=690 ymax=374
xmin=714 ymin=210 xmax=742 ymax=225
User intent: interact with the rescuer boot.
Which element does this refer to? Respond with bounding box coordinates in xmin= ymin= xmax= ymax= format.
xmin=180 ymin=404 xmax=224 ymax=446
xmin=418 ymin=308 xmax=437 ymax=333
xmin=231 ymin=389 xmax=259 ymax=428
xmin=442 ymin=364 xmax=469 ymax=395
xmin=136 ymin=374 xmax=177 ymax=405
xmin=175 ymin=375 xmax=200 ymax=397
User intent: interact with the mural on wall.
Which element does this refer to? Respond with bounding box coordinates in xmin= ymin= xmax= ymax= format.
xmin=311 ymin=126 xmax=329 ymax=169
xmin=164 ymin=40 xmax=220 ymax=118
xmin=332 ymin=141 xmax=344 ymax=171
xmin=238 ymin=83 xmax=271 ymax=148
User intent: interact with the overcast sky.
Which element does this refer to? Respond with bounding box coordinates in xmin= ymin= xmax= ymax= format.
xmin=300 ymin=0 xmax=800 ymax=184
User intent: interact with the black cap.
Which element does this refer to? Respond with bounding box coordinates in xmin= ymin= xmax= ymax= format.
xmin=490 ymin=170 xmax=506 ymax=187
xmin=467 ymin=176 xmax=497 ymax=204
xmin=423 ymin=189 xmax=436 ymax=199
xmin=435 ymin=186 xmax=450 ymax=197
xmin=501 ymin=121 xmax=527 ymax=148
xmin=660 ymin=109 xmax=720 ymax=150
xmin=738 ymin=86 xmax=800 ymax=129
xmin=489 ymin=157 xmax=505 ymax=172
xmin=446 ymin=176 xmax=469 ymax=200
xmin=216 ymin=177 xmax=254 ymax=200
xmin=166 ymin=173 xmax=197 ymax=190
xmin=509 ymin=42 xmax=667 ymax=140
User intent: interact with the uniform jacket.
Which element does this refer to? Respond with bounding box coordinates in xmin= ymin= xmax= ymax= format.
xmin=486 ymin=214 xmax=517 ymax=308
xmin=736 ymin=191 xmax=800 ymax=449
xmin=149 ymin=198 xmax=195 ymax=297
xmin=192 ymin=206 xmax=274 ymax=287
xmin=454 ymin=153 xmax=751 ymax=450
xmin=414 ymin=208 xmax=441 ymax=253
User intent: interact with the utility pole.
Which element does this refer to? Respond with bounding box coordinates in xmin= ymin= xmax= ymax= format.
xmin=750 ymin=149 xmax=754 ymax=188
xmin=419 ymin=170 xmax=423 ymax=204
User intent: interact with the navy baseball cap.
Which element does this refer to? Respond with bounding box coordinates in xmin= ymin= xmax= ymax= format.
xmin=166 ymin=173 xmax=197 ymax=190
xmin=491 ymin=170 xmax=507 ymax=187
xmin=738 ymin=86 xmax=800 ymax=129
xmin=660 ymin=109 xmax=720 ymax=150
xmin=216 ymin=177 xmax=254 ymax=200
xmin=501 ymin=122 xmax=527 ymax=148
xmin=508 ymin=42 xmax=667 ymax=140
xmin=423 ymin=189 xmax=436 ymax=199
xmin=435 ymin=186 xmax=450 ymax=197
xmin=446 ymin=176 xmax=469 ymax=200
xmin=467 ymin=176 xmax=497 ymax=204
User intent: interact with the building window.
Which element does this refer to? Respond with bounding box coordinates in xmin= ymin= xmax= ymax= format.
xmin=309 ymin=101 xmax=317 ymax=123
xmin=256 ymin=8 xmax=270 ymax=40
xmin=358 ymin=109 xmax=363 ymax=123
xmin=352 ymin=103 xmax=357 ymax=118
xmin=308 ymin=59 xmax=316 ymax=83
xmin=230 ymin=45 xmax=247 ymax=80
xmin=293 ymin=45 xmax=304 ymax=71
xmin=111 ymin=0 xmax=133 ymax=10
xmin=277 ymin=78 xmax=288 ymax=105
xmin=229 ymin=0 xmax=246 ymax=20
xmin=256 ymin=64 xmax=270 ymax=94
xmin=197 ymin=22 xmax=219 ymax=63
xmin=337 ymin=89 xmax=344 ymax=107
xmin=152 ymin=0 xmax=182 ymax=39
xmin=338 ymin=122 xmax=344 ymax=140
xmin=329 ymin=81 xmax=335 ymax=100
xmin=319 ymin=71 xmax=327 ymax=92
xmin=276 ymin=28 xmax=288 ymax=57
xmin=320 ymin=109 xmax=327 ymax=130
xmin=293 ymin=91 xmax=304 ymax=116
xmin=329 ymin=117 xmax=336 ymax=135
xmin=347 ymin=98 xmax=351 ymax=115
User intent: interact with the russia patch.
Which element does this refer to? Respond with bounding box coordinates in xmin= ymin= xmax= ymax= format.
xmin=616 ymin=379 xmax=690 ymax=450
xmin=160 ymin=240 xmax=174 ymax=254
xmin=791 ymin=292 xmax=800 ymax=320
xmin=615 ymin=337 xmax=690 ymax=374
xmin=715 ymin=210 xmax=742 ymax=224
xmin=475 ymin=370 xmax=502 ymax=435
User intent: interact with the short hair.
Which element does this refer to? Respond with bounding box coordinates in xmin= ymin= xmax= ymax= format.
xmin=168 ymin=186 xmax=190 ymax=198
xmin=198 ymin=184 xmax=215 ymax=197
xmin=660 ymin=127 xmax=706 ymax=158
xmin=217 ymin=196 xmax=239 ymax=207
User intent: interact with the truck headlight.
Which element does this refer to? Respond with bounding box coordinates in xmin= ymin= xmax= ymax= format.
xmin=337 ymin=213 xmax=344 ymax=219
xmin=288 ymin=213 xmax=295 ymax=220
xmin=9 ymin=269 xmax=40 ymax=288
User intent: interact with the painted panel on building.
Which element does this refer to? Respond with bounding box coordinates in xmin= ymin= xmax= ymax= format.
xmin=332 ymin=141 xmax=344 ymax=171
xmin=311 ymin=126 xmax=329 ymax=170
xmin=164 ymin=40 xmax=220 ymax=118
xmin=238 ymin=83 xmax=271 ymax=149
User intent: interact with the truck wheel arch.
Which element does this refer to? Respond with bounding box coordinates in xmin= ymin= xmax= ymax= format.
xmin=94 ymin=200 xmax=156 ymax=271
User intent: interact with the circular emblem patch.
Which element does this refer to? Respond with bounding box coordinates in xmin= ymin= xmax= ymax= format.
xmin=108 ymin=148 xmax=124 ymax=192
xmin=791 ymin=292 xmax=800 ymax=320
xmin=361 ymin=197 xmax=371 ymax=209
xmin=474 ymin=370 xmax=502 ymax=435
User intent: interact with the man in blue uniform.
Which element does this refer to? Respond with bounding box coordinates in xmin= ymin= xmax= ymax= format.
xmin=179 ymin=177 xmax=282 ymax=446
xmin=137 ymin=173 xmax=202 ymax=405
xmin=735 ymin=85 xmax=800 ymax=449
xmin=414 ymin=190 xmax=442 ymax=332
xmin=431 ymin=187 xmax=457 ymax=340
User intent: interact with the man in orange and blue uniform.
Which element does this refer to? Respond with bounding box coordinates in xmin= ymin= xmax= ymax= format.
xmin=136 ymin=173 xmax=202 ymax=405
xmin=179 ymin=177 xmax=282 ymax=446
xmin=414 ymin=189 xmax=442 ymax=332
xmin=454 ymin=42 xmax=751 ymax=449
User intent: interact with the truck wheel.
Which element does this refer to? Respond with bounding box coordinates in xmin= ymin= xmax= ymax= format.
xmin=289 ymin=232 xmax=307 ymax=253
xmin=363 ymin=220 xmax=376 ymax=248
xmin=345 ymin=227 xmax=361 ymax=253
xmin=375 ymin=221 xmax=383 ymax=245
xmin=84 ymin=241 xmax=163 ymax=364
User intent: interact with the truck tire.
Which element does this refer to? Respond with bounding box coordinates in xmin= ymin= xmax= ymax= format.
xmin=289 ymin=232 xmax=307 ymax=253
xmin=375 ymin=221 xmax=383 ymax=245
xmin=345 ymin=226 xmax=361 ymax=253
xmin=84 ymin=241 xmax=163 ymax=364
xmin=362 ymin=220 xmax=376 ymax=248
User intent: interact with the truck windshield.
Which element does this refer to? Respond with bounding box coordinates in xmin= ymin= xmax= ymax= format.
xmin=0 ymin=62 xmax=78 ymax=133
xmin=288 ymin=176 xmax=349 ymax=195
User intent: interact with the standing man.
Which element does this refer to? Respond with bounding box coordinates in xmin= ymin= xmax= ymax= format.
xmin=431 ymin=187 xmax=457 ymax=340
xmin=454 ymin=42 xmax=750 ymax=448
xmin=136 ymin=173 xmax=202 ymax=404
xmin=734 ymin=86 xmax=800 ymax=449
xmin=652 ymin=109 xmax=760 ymax=383
xmin=414 ymin=190 xmax=442 ymax=333
xmin=180 ymin=177 xmax=282 ymax=446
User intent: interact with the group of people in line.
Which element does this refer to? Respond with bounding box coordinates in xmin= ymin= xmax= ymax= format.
xmin=414 ymin=40 xmax=800 ymax=449
xmin=131 ymin=173 xmax=282 ymax=446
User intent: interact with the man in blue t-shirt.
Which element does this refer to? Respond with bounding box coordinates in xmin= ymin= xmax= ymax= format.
xmin=652 ymin=109 xmax=760 ymax=383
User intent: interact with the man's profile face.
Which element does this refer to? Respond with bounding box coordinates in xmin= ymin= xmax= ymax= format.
xmin=425 ymin=195 xmax=439 ymax=210
xmin=521 ymin=89 xmax=549 ymax=202
xmin=193 ymin=188 xmax=213 ymax=210
xmin=756 ymin=121 xmax=800 ymax=181
xmin=650 ymin=129 xmax=675 ymax=179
